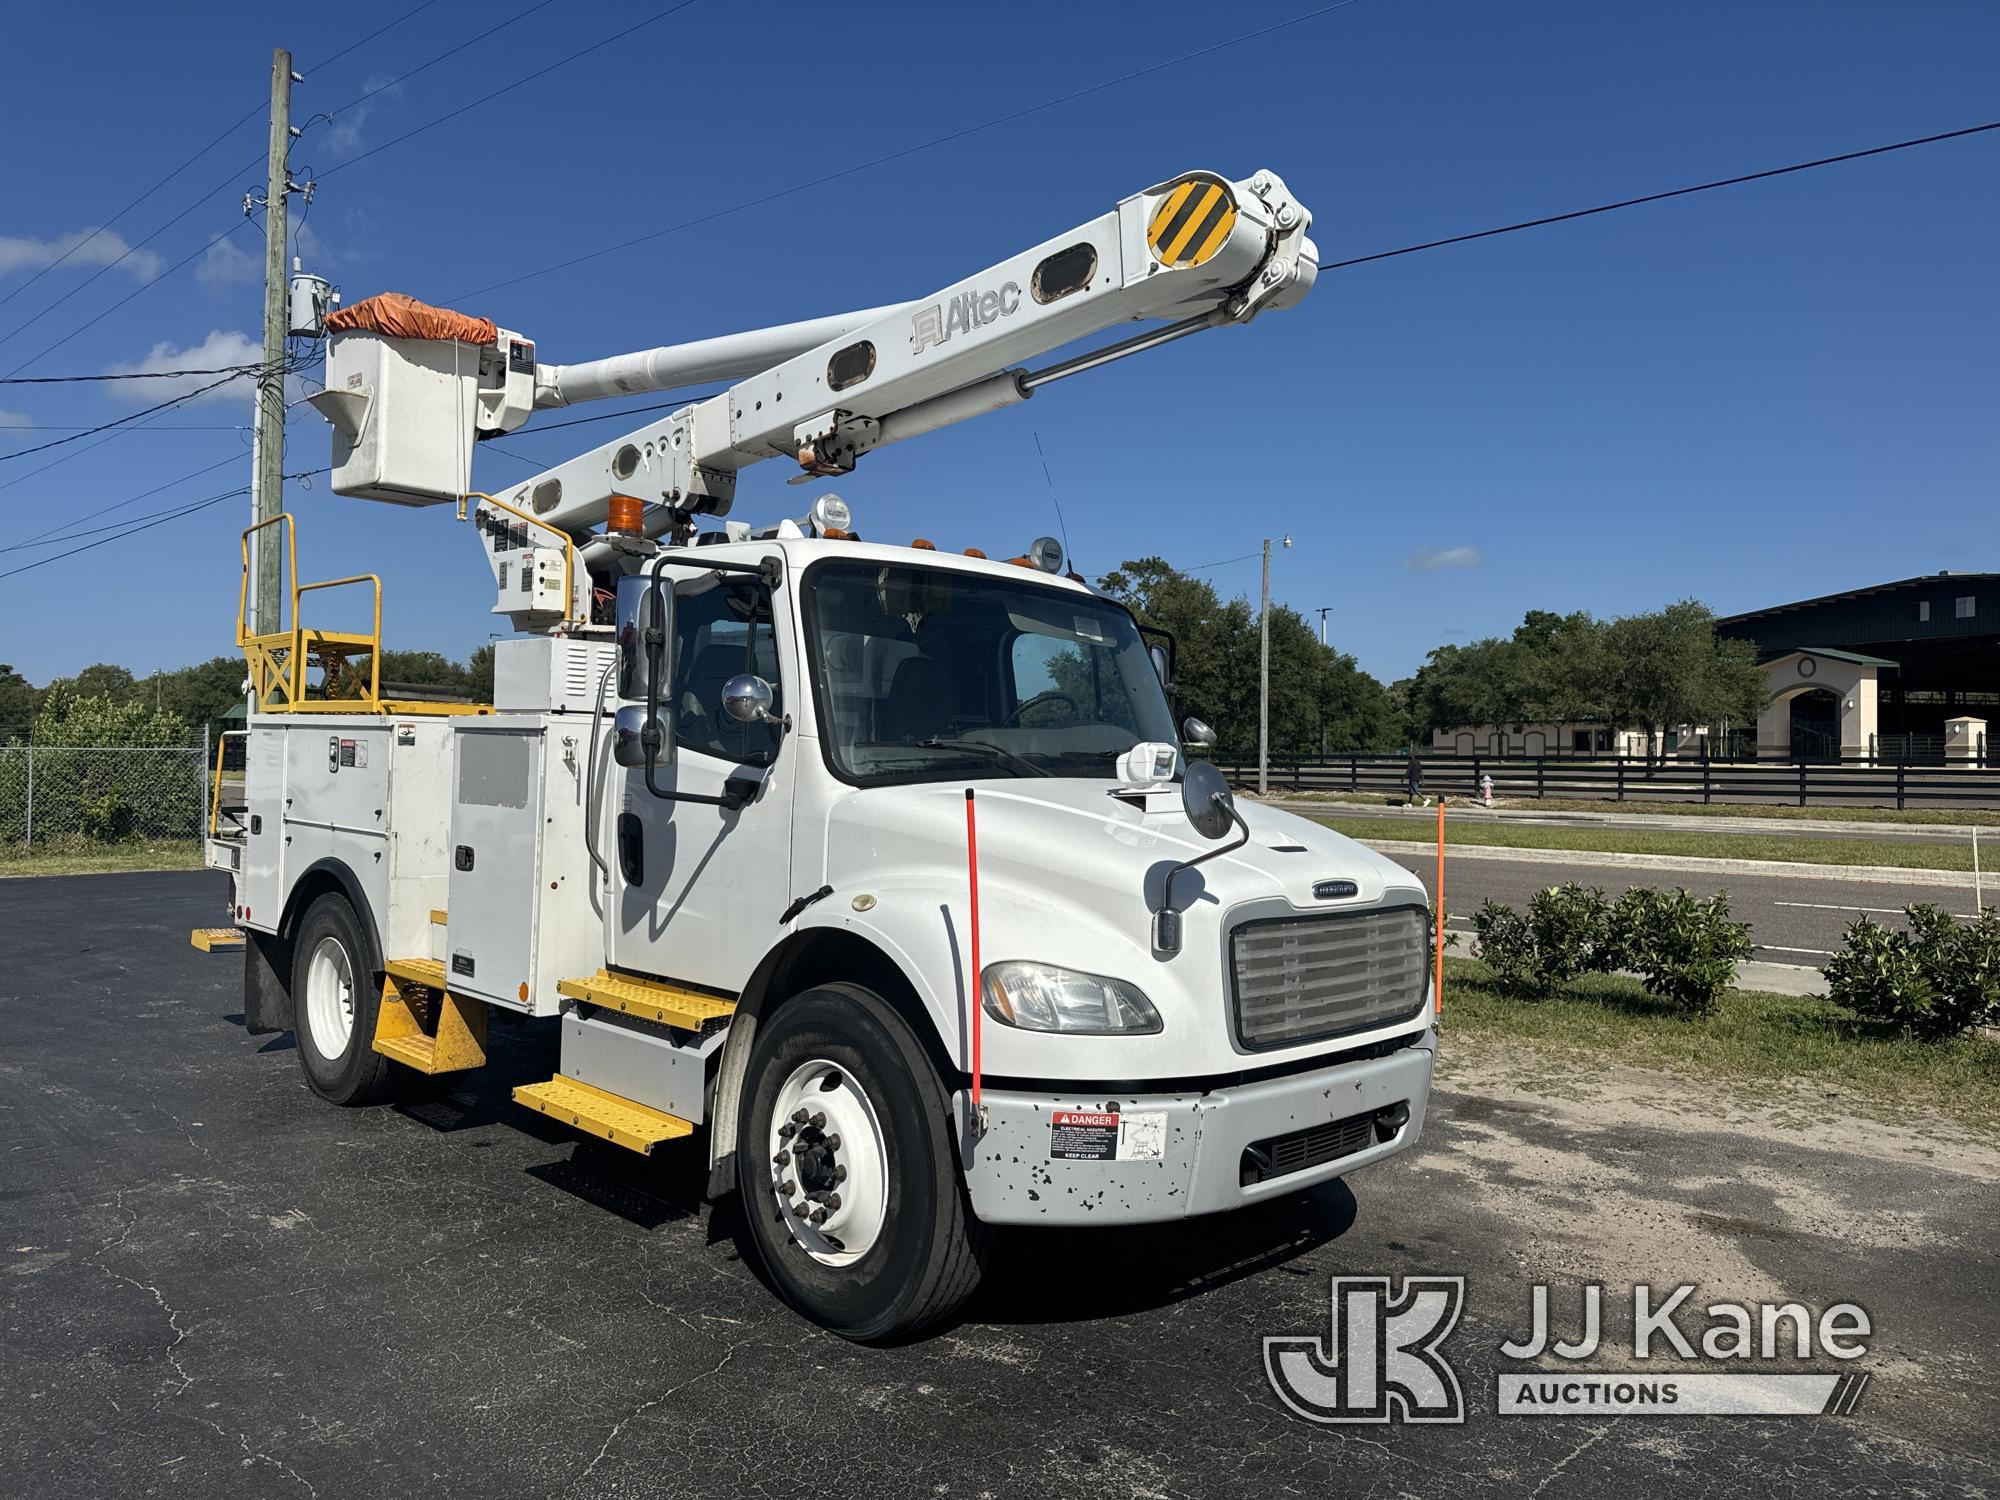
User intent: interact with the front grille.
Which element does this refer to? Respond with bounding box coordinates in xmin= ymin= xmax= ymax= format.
xmin=1240 ymin=1108 xmax=1383 ymax=1185
xmin=1229 ymin=905 xmax=1430 ymax=1050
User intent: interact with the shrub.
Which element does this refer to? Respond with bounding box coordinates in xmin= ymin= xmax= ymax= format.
xmin=1471 ymin=883 xmax=1609 ymax=999
xmin=1608 ymin=887 xmax=1753 ymax=1016
xmin=1823 ymin=904 xmax=2000 ymax=1042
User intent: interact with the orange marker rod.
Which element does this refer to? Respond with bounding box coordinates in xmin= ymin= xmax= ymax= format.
xmin=1434 ymin=798 xmax=1446 ymax=1015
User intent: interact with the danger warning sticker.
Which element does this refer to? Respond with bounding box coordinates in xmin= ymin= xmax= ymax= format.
xmin=1049 ymin=1110 xmax=1167 ymax=1163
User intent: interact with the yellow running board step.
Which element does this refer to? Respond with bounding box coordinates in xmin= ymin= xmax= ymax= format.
xmin=373 ymin=957 xmax=487 ymax=1074
xmin=556 ymin=968 xmax=737 ymax=1030
xmin=512 ymin=1075 xmax=694 ymax=1154
xmin=189 ymin=927 xmax=245 ymax=952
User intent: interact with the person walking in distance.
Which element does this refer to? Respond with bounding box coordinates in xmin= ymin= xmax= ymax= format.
xmin=1405 ymin=747 xmax=1427 ymax=808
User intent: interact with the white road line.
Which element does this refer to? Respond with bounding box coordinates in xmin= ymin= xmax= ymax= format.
xmin=1758 ymin=944 xmax=1834 ymax=957
xmin=1774 ymin=900 xmax=1976 ymax=920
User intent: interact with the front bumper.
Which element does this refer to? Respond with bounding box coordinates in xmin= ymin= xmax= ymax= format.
xmin=955 ymin=1029 xmax=1435 ymax=1226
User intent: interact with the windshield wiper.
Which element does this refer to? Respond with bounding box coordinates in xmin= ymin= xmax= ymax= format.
xmin=855 ymin=739 xmax=1048 ymax=778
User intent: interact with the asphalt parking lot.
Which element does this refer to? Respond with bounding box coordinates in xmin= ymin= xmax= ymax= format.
xmin=4 ymin=871 xmax=1996 ymax=1498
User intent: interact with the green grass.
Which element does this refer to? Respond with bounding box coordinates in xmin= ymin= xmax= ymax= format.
xmin=1440 ymin=956 xmax=2000 ymax=1133
xmin=0 ymin=839 xmax=204 ymax=878
xmin=1311 ymin=814 xmax=1978 ymax=872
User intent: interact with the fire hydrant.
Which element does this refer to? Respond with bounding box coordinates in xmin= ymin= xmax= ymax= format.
xmin=1479 ymin=772 xmax=1494 ymax=808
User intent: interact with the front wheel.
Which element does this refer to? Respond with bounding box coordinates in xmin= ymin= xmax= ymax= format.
xmin=735 ymin=983 xmax=989 ymax=1341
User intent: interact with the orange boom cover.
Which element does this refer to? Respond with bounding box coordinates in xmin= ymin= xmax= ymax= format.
xmin=323 ymin=291 xmax=496 ymax=344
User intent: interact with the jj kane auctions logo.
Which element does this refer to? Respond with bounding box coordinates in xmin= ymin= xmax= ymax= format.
xmin=1265 ymin=1277 xmax=1873 ymax=1423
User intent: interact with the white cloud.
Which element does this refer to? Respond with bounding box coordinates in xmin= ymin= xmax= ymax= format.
xmin=104 ymin=329 xmax=264 ymax=405
xmin=196 ymin=233 xmax=259 ymax=289
xmin=1401 ymin=544 xmax=1486 ymax=573
xmin=0 ymin=409 xmax=33 ymax=428
xmin=0 ymin=227 xmax=164 ymax=281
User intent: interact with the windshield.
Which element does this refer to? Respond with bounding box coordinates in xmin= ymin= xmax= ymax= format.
xmin=805 ymin=559 xmax=1179 ymax=785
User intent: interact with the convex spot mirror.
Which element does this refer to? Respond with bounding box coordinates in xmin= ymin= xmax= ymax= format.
xmin=613 ymin=705 xmax=674 ymax=768
xmin=722 ymin=674 xmax=780 ymax=726
xmin=1182 ymin=759 xmax=1235 ymax=840
xmin=1182 ymin=716 xmax=1216 ymax=748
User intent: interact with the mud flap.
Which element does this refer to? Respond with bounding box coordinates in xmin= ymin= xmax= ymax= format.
xmin=242 ymin=929 xmax=293 ymax=1036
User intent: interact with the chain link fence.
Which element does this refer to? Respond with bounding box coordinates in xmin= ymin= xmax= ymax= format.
xmin=0 ymin=739 xmax=210 ymax=853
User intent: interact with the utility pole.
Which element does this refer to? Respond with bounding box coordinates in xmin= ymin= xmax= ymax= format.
xmin=251 ymin=49 xmax=298 ymax=638
xmin=1314 ymin=606 xmax=1331 ymax=647
xmin=1258 ymin=535 xmax=1291 ymax=796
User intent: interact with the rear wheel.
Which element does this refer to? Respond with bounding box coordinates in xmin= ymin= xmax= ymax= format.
xmin=290 ymin=890 xmax=397 ymax=1106
xmin=735 ymin=983 xmax=989 ymax=1342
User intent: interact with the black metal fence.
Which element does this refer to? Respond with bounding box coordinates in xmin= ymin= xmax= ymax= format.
xmin=1211 ymin=752 xmax=2000 ymax=810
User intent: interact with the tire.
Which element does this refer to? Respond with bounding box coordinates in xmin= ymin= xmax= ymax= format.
xmin=289 ymin=890 xmax=398 ymax=1107
xmin=735 ymin=983 xmax=990 ymax=1342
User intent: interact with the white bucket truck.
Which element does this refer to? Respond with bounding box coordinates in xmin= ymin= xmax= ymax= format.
xmin=211 ymin=168 xmax=1438 ymax=1339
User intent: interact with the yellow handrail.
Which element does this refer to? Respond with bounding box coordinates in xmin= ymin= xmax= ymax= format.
xmin=209 ymin=729 xmax=247 ymax=838
xmin=461 ymin=490 xmax=583 ymax=625
xmin=294 ymin=574 xmax=383 ymax=704
xmin=237 ymin=513 xmax=298 ymax=646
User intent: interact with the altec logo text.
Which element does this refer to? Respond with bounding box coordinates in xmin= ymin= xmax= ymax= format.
xmin=1265 ymin=1278 xmax=1874 ymax=1424
xmin=910 ymin=281 xmax=1021 ymax=355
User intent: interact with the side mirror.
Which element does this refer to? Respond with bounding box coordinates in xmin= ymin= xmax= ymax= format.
xmin=613 ymin=705 xmax=674 ymax=768
xmin=1148 ymin=643 xmax=1171 ymax=685
xmin=615 ymin=572 xmax=673 ymax=702
xmin=1182 ymin=716 xmax=1217 ymax=748
xmin=722 ymin=674 xmax=780 ymax=726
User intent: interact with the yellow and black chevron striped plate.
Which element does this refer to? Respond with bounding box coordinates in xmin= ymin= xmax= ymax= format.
xmin=1147 ymin=176 xmax=1239 ymax=268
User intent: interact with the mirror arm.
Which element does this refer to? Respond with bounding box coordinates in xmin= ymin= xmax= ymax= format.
xmin=1153 ymin=802 xmax=1251 ymax=956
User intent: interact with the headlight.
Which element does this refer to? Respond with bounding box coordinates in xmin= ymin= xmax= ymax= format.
xmin=981 ymin=961 xmax=1161 ymax=1035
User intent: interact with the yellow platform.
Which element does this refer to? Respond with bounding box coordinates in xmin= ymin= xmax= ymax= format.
xmin=189 ymin=927 xmax=245 ymax=952
xmin=512 ymin=1075 xmax=694 ymax=1154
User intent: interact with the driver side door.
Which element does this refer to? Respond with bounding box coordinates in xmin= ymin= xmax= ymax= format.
xmin=611 ymin=563 xmax=795 ymax=992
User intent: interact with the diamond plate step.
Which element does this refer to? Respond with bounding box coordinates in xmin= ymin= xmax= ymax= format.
xmin=556 ymin=968 xmax=737 ymax=1030
xmin=512 ymin=1075 xmax=694 ymax=1154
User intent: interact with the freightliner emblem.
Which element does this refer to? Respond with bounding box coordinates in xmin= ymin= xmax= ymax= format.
xmin=911 ymin=281 xmax=1021 ymax=355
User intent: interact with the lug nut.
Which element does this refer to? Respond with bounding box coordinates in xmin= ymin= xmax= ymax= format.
xmin=779 ymin=1122 xmax=796 ymax=1140
xmin=772 ymin=1151 xmax=789 ymax=1167
xmin=809 ymin=1111 xmax=826 ymax=1129
xmin=792 ymin=1108 xmax=809 ymax=1125
xmin=833 ymin=1165 xmax=847 ymax=1183
xmin=823 ymin=1133 xmax=841 ymax=1151
xmin=824 ymin=1192 xmax=841 ymax=1211
xmin=779 ymin=1179 xmax=796 ymax=1196
xmin=810 ymin=1208 xmax=828 ymax=1225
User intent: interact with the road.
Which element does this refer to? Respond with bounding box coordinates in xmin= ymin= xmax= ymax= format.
xmin=3 ymin=872 xmax=1994 ymax=1498
xmin=1365 ymin=844 xmax=1973 ymax=965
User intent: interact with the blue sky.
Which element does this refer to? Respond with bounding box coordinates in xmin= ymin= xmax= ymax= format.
xmin=1 ymin=0 xmax=1994 ymax=687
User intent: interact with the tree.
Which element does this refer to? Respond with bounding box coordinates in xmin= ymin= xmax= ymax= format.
xmin=142 ymin=656 xmax=247 ymax=749
xmin=1601 ymin=601 xmax=1763 ymax=764
xmin=1096 ymin=557 xmax=1399 ymax=755
xmin=467 ymin=643 xmax=495 ymax=703
xmin=376 ymin=651 xmax=472 ymax=693
xmin=0 ymin=664 xmax=37 ymax=744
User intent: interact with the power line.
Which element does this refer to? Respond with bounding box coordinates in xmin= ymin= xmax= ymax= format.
xmin=0 ymin=365 xmax=279 ymax=385
xmin=450 ymin=0 xmax=1368 ymax=301
xmin=304 ymin=0 xmax=447 ymax=74
xmin=2 ymin=453 xmax=245 ymax=551
xmin=0 ymin=467 xmax=328 ymax=581
xmin=301 ymin=0 xmax=557 ymax=138
xmin=0 ymin=370 xmax=254 ymax=461
xmin=320 ymin=1 xmax=700 ymax=180
xmin=2 ymin=217 xmax=260 ymax=379
xmin=0 ymin=106 xmax=263 ymax=319
xmin=1324 ymin=119 xmax=2000 ymax=272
